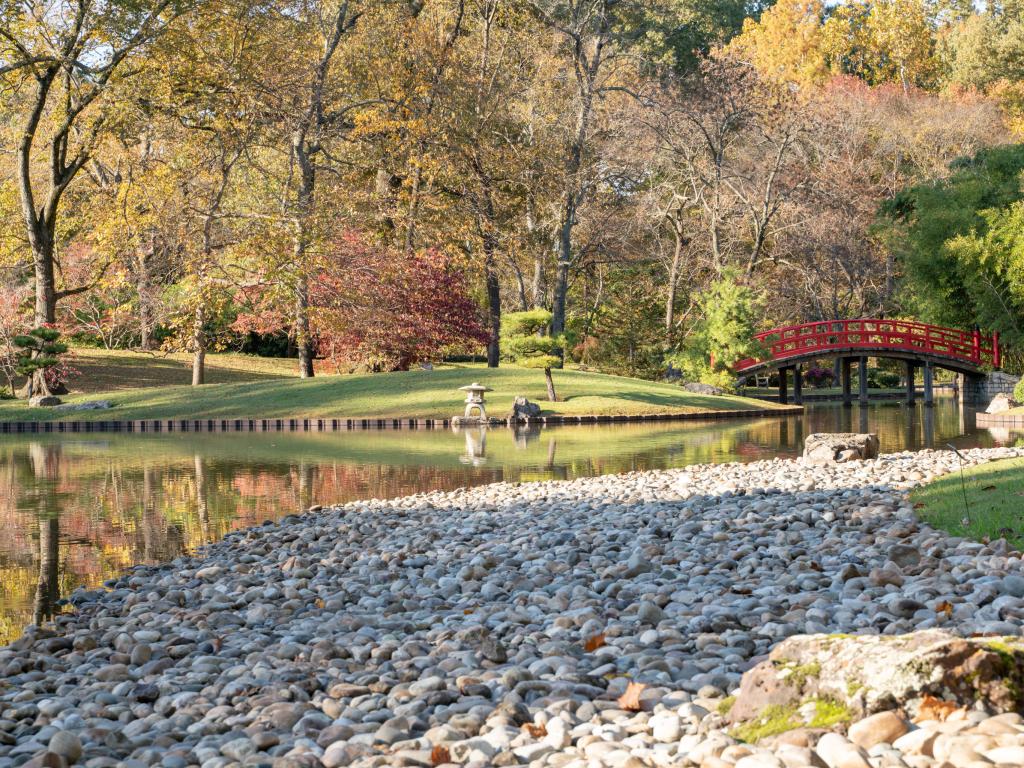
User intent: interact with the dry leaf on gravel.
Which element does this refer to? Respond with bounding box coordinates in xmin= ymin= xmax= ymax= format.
xmin=618 ymin=681 xmax=646 ymax=711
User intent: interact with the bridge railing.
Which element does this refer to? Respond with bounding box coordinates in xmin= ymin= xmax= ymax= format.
xmin=733 ymin=319 xmax=999 ymax=372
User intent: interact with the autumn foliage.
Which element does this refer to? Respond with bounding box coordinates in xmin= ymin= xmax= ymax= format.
xmin=309 ymin=235 xmax=490 ymax=372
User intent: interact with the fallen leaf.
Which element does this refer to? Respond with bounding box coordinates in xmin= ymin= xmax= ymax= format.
xmin=915 ymin=694 xmax=960 ymax=723
xmin=314 ymin=598 xmax=325 ymax=609
xmin=913 ymin=502 xmax=926 ymax=509
xmin=522 ymin=723 xmax=547 ymax=738
xmin=618 ymin=681 xmax=646 ymax=711
xmin=430 ymin=745 xmax=451 ymax=766
xmin=583 ymin=633 xmax=606 ymax=652
xmin=935 ymin=601 xmax=953 ymax=618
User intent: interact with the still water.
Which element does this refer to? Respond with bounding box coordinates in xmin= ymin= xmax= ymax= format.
xmin=0 ymin=398 xmax=1013 ymax=643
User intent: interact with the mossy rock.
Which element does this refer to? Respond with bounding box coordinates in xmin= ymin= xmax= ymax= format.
xmin=731 ymin=698 xmax=854 ymax=743
xmin=729 ymin=631 xmax=1024 ymax=728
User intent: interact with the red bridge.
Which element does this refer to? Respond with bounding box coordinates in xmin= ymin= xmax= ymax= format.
xmin=734 ymin=318 xmax=1000 ymax=405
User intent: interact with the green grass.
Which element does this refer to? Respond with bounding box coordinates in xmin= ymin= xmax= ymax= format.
xmin=63 ymin=348 xmax=297 ymax=392
xmin=0 ymin=354 xmax=791 ymax=422
xmin=910 ymin=457 xmax=1024 ymax=547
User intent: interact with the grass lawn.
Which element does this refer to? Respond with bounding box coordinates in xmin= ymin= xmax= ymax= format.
xmin=910 ymin=457 xmax=1024 ymax=548
xmin=0 ymin=353 xmax=793 ymax=422
xmin=62 ymin=348 xmax=297 ymax=392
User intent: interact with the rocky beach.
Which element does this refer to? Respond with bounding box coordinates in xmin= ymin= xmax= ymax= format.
xmin=4 ymin=446 xmax=1024 ymax=768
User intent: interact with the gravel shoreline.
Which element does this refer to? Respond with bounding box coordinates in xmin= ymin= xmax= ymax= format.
xmin=3 ymin=447 xmax=1024 ymax=768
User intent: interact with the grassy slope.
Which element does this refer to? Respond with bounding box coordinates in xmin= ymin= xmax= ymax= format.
xmin=911 ymin=457 xmax=1024 ymax=548
xmin=65 ymin=348 xmax=296 ymax=392
xmin=0 ymin=352 xmax=790 ymax=422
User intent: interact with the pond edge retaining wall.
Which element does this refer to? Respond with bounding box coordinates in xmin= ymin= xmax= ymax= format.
xmin=976 ymin=411 xmax=1024 ymax=428
xmin=0 ymin=406 xmax=803 ymax=434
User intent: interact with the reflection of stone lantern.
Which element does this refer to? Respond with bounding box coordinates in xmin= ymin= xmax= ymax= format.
xmin=458 ymin=382 xmax=493 ymax=421
xmin=459 ymin=427 xmax=488 ymax=466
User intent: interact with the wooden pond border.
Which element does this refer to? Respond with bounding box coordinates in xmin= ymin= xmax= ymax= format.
xmin=0 ymin=406 xmax=803 ymax=434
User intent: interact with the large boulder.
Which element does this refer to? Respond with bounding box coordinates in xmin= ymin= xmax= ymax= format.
xmin=682 ymin=382 xmax=725 ymax=396
xmin=729 ymin=632 xmax=1024 ymax=726
xmin=803 ymin=433 xmax=879 ymax=464
xmin=55 ymin=400 xmax=111 ymax=412
xmin=986 ymin=393 xmax=1019 ymax=414
xmin=29 ymin=395 xmax=62 ymax=407
xmin=507 ymin=396 xmax=541 ymax=424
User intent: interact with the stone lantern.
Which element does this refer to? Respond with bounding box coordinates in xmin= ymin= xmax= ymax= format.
xmin=458 ymin=382 xmax=493 ymax=421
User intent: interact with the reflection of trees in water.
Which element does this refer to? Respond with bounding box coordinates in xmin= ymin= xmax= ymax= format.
xmin=28 ymin=443 xmax=62 ymax=627
xmin=0 ymin=399 xmax=996 ymax=644
xmin=33 ymin=517 xmax=59 ymax=627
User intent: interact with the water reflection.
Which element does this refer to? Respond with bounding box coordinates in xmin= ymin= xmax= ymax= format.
xmin=0 ymin=398 xmax=1010 ymax=644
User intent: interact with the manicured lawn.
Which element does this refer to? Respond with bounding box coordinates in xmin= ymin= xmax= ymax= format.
xmin=910 ymin=457 xmax=1024 ymax=548
xmin=0 ymin=357 xmax=792 ymax=422
xmin=62 ymin=348 xmax=297 ymax=392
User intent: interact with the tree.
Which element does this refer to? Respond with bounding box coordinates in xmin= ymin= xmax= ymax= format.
xmin=646 ymin=56 xmax=813 ymax=278
xmin=501 ymin=309 xmax=565 ymax=401
xmin=14 ymin=327 xmax=68 ymax=400
xmin=264 ymin=0 xmax=361 ymax=380
xmin=1 ymin=0 xmax=190 ymax=394
xmin=530 ymin=0 xmax=624 ymax=341
xmin=0 ymin=290 xmax=30 ymax=397
xmin=673 ymin=271 xmax=765 ymax=388
xmin=308 ymin=235 xmax=490 ymax=372
xmin=821 ymin=0 xmax=938 ymax=91
xmin=726 ymin=0 xmax=829 ymax=87
xmin=879 ymin=145 xmax=1024 ymax=361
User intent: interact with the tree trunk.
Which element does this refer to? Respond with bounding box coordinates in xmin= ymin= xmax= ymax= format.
xmin=544 ymin=367 xmax=558 ymax=402
xmin=551 ymin=207 xmax=573 ymax=336
xmin=295 ymin=274 xmax=314 ymax=378
xmin=665 ymin=225 xmax=684 ymax=343
xmin=508 ymin=258 xmax=528 ymax=310
xmin=531 ymin=254 xmax=546 ymax=309
xmin=137 ymin=243 xmax=154 ymax=351
xmin=477 ymin=181 xmax=502 ymax=367
xmin=192 ymin=302 xmax=206 ymax=386
xmin=28 ymin=242 xmax=58 ymax=398
xmin=485 ymin=256 xmax=501 ymax=367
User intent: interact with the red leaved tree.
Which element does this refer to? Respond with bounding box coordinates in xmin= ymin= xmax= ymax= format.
xmin=312 ymin=234 xmax=490 ymax=372
xmin=0 ymin=288 xmax=31 ymax=396
xmin=233 ymin=232 xmax=490 ymax=372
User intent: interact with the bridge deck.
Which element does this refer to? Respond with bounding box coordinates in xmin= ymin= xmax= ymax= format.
xmin=734 ymin=319 xmax=999 ymax=375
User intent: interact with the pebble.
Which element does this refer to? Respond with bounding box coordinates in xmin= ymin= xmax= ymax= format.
xmin=1 ymin=446 xmax=1023 ymax=768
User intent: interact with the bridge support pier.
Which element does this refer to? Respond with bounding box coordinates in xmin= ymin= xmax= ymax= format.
xmin=841 ymin=358 xmax=853 ymax=406
xmin=793 ymin=364 xmax=803 ymax=405
xmin=858 ymin=356 xmax=869 ymax=405
xmin=923 ymin=361 xmax=934 ymax=406
xmin=778 ymin=366 xmax=789 ymax=404
xmin=905 ymin=361 xmax=916 ymax=404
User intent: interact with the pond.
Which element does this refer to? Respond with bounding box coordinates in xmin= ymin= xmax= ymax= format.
xmin=0 ymin=397 xmax=1013 ymax=644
